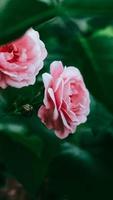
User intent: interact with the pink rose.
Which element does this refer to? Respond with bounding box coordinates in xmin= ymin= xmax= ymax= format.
xmin=38 ymin=61 xmax=90 ymax=139
xmin=0 ymin=28 xmax=47 ymax=88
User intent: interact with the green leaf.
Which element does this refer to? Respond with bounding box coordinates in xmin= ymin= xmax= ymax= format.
xmin=1 ymin=0 xmax=113 ymax=45
xmin=71 ymin=25 xmax=113 ymax=113
xmin=46 ymin=100 xmax=113 ymax=200
xmin=0 ymin=131 xmax=45 ymax=198
xmin=47 ymin=141 xmax=113 ymax=200
xmin=85 ymin=26 xmax=113 ymax=113
xmin=88 ymin=17 xmax=113 ymax=32
xmin=0 ymin=113 xmax=63 ymax=198
xmin=0 ymin=0 xmax=56 ymax=45
xmin=62 ymin=0 xmax=113 ymax=17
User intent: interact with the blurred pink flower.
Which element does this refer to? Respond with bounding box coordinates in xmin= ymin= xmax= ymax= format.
xmin=38 ymin=61 xmax=90 ymax=139
xmin=0 ymin=28 xmax=47 ymax=88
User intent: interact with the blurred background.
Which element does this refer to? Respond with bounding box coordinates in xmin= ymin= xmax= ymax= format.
xmin=1 ymin=0 xmax=113 ymax=200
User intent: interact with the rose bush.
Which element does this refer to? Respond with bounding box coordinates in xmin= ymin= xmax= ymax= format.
xmin=0 ymin=28 xmax=47 ymax=88
xmin=38 ymin=61 xmax=90 ymax=139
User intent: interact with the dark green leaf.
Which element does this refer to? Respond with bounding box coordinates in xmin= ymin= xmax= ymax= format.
xmin=62 ymin=0 xmax=113 ymax=17
xmin=88 ymin=17 xmax=113 ymax=31
xmin=0 ymin=132 xmax=44 ymax=198
xmin=46 ymin=100 xmax=113 ymax=200
xmin=0 ymin=113 xmax=64 ymax=198
xmin=0 ymin=0 xmax=56 ymax=44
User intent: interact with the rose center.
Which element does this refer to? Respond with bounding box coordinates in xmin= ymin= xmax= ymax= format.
xmin=0 ymin=44 xmax=20 ymax=63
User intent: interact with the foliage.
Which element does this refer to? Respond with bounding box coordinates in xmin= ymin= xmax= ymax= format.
xmin=0 ymin=0 xmax=113 ymax=199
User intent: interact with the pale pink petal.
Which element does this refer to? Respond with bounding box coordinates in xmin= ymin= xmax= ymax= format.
xmin=55 ymin=128 xmax=73 ymax=139
xmin=50 ymin=61 xmax=63 ymax=79
xmin=60 ymin=110 xmax=72 ymax=131
xmin=63 ymin=66 xmax=82 ymax=80
xmin=55 ymin=79 xmax=64 ymax=109
xmin=42 ymin=73 xmax=52 ymax=108
xmin=48 ymin=88 xmax=59 ymax=120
